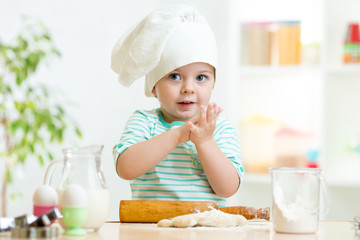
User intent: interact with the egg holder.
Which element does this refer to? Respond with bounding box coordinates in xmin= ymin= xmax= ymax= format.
xmin=33 ymin=204 xmax=59 ymax=223
xmin=61 ymin=206 xmax=88 ymax=236
xmin=0 ymin=207 xmax=62 ymax=238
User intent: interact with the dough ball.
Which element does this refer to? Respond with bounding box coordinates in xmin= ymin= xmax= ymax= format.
xmin=157 ymin=209 xmax=247 ymax=228
xmin=171 ymin=214 xmax=199 ymax=228
xmin=197 ymin=210 xmax=247 ymax=227
xmin=158 ymin=219 xmax=173 ymax=227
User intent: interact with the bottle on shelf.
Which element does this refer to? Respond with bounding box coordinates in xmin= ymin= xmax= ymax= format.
xmin=343 ymin=22 xmax=360 ymax=64
xmin=306 ymin=149 xmax=319 ymax=168
xmin=277 ymin=21 xmax=302 ymax=65
xmin=241 ymin=20 xmax=302 ymax=66
xmin=241 ymin=22 xmax=272 ymax=66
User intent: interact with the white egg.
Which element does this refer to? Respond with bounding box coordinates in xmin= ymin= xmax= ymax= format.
xmin=60 ymin=184 xmax=87 ymax=207
xmin=33 ymin=185 xmax=58 ymax=206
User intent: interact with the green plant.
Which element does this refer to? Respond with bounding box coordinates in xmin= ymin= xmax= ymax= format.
xmin=0 ymin=20 xmax=82 ymax=217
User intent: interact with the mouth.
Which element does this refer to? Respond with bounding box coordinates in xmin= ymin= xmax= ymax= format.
xmin=178 ymin=100 xmax=195 ymax=107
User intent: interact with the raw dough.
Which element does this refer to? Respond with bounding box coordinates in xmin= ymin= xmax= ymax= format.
xmin=157 ymin=209 xmax=247 ymax=228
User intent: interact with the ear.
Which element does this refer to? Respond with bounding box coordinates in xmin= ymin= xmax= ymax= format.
xmin=213 ymin=67 xmax=216 ymax=88
xmin=151 ymin=87 xmax=157 ymax=98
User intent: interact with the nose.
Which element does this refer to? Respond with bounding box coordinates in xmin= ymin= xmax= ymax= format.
xmin=181 ymin=80 xmax=195 ymax=94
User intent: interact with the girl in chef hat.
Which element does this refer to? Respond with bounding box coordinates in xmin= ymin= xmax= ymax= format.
xmin=111 ymin=4 xmax=244 ymax=206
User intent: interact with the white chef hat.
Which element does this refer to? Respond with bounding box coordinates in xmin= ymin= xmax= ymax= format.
xmin=111 ymin=4 xmax=217 ymax=97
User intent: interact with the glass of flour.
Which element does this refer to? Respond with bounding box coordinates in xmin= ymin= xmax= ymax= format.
xmin=269 ymin=168 xmax=326 ymax=234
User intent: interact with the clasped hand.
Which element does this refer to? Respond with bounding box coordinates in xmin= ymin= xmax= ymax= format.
xmin=176 ymin=102 xmax=223 ymax=145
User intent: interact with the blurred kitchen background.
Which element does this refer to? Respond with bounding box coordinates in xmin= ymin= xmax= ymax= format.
xmin=1 ymin=0 xmax=360 ymax=221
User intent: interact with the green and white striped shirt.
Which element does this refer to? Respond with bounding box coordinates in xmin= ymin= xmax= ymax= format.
xmin=113 ymin=108 xmax=244 ymax=207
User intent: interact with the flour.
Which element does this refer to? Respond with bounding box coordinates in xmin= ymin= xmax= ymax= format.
xmin=157 ymin=209 xmax=247 ymax=228
xmin=272 ymin=185 xmax=319 ymax=233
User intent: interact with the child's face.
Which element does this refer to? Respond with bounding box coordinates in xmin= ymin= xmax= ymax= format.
xmin=152 ymin=62 xmax=215 ymax=123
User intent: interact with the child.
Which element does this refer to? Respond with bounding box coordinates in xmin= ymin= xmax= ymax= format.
xmin=111 ymin=4 xmax=244 ymax=207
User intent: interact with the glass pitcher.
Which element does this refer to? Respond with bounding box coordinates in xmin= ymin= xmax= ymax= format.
xmin=44 ymin=145 xmax=110 ymax=232
xmin=269 ymin=168 xmax=327 ymax=234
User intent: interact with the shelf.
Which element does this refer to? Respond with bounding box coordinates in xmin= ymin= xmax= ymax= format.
xmin=228 ymin=0 xmax=360 ymax=190
xmin=242 ymin=173 xmax=360 ymax=188
xmin=227 ymin=0 xmax=360 ymax=220
xmin=242 ymin=173 xmax=271 ymax=184
xmin=238 ymin=65 xmax=360 ymax=76
xmin=325 ymin=65 xmax=360 ymax=75
xmin=325 ymin=178 xmax=360 ymax=188
xmin=237 ymin=65 xmax=322 ymax=76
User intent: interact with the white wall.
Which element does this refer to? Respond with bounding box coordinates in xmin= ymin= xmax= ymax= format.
xmin=0 ymin=0 xmax=231 ymax=220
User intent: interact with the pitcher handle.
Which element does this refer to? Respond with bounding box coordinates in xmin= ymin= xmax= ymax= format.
xmin=43 ymin=158 xmax=65 ymax=186
xmin=319 ymin=173 xmax=330 ymax=217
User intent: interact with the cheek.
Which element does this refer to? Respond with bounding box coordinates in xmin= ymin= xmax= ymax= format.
xmin=153 ymin=85 xmax=168 ymax=98
xmin=200 ymin=86 xmax=213 ymax=100
xmin=155 ymin=88 xmax=173 ymax=104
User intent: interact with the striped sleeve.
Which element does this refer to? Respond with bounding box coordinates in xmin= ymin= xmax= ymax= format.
xmin=113 ymin=110 xmax=152 ymax=165
xmin=213 ymin=117 xmax=245 ymax=178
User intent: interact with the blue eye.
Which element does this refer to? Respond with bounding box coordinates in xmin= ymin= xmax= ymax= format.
xmin=169 ymin=74 xmax=180 ymax=80
xmin=196 ymin=75 xmax=207 ymax=82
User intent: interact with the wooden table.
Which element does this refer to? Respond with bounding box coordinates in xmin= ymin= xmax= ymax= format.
xmin=0 ymin=221 xmax=357 ymax=239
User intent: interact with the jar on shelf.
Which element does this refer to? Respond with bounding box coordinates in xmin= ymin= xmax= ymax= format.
xmin=343 ymin=22 xmax=360 ymax=64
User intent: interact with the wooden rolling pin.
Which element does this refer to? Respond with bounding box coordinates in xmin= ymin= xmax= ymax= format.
xmin=119 ymin=200 xmax=270 ymax=223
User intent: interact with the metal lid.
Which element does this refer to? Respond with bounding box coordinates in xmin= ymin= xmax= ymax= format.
xmin=11 ymin=226 xmax=59 ymax=238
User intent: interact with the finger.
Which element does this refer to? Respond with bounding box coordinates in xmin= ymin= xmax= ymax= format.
xmin=216 ymin=105 xmax=223 ymax=116
xmin=189 ymin=115 xmax=199 ymax=125
xmin=199 ymin=105 xmax=206 ymax=126
xmin=187 ymin=121 xmax=196 ymax=131
xmin=210 ymin=106 xmax=219 ymax=124
xmin=209 ymin=104 xmax=221 ymax=125
xmin=206 ymin=103 xmax=214 ymax=122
